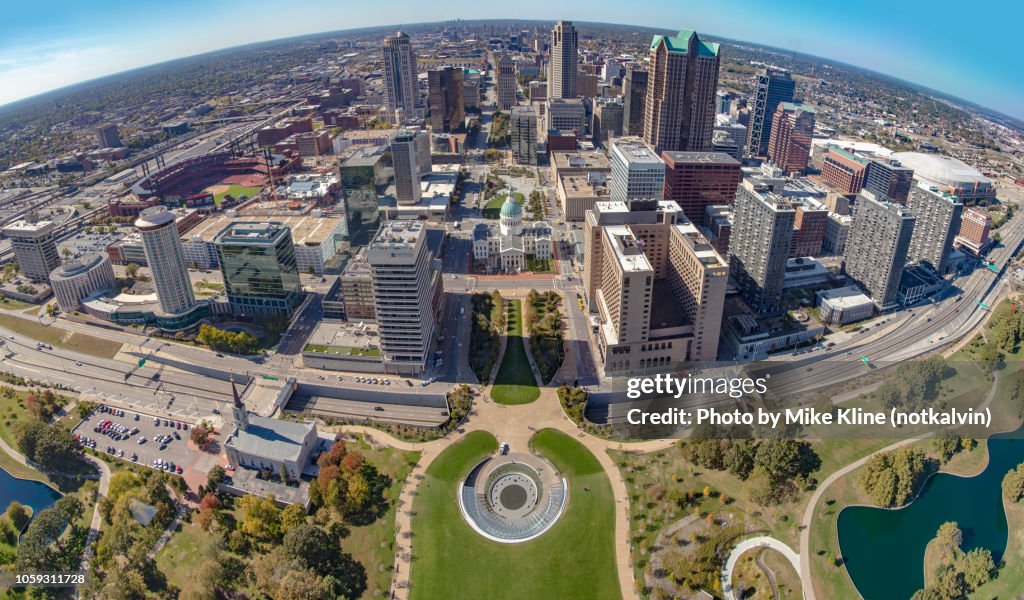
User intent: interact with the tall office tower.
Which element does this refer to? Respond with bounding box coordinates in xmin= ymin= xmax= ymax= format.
xmin=953 ymin=208 xmax=991 ymax=256
xmin=511 ymin=106 xmax=538 ymax=166
xmin=549 ymin=21 xmax=578 ymax=99
xmin=767 ymin=103 xmax=815 ymax=174
xmin=591 ymin=98 xmax=624 ymax=148
xmin=415 ymin=130 xmax=432 ymax=176
xmin=340 ymin=145 xmax=385 ymax=246
xmin=135 ymin=206 xmax=195 ymax=315
xmin=905 ymin=183 xmax=963 ymax=273
xmin=366 ymin=221 xmax=440 ymax=374
xmin=821 ymin=148 xmax=869 ymax=194
xmin=214 ymin=222 xmax=303 ymax=317
xmin=791 ymin=202 xmax=829 ymax=257
xmin=391 ymin=130 xmax=421 ymax=205
xmin=427 ymin=67 xmax=465 ymax=132
xmin=497 ymin=54 xmax=517 ymax=110
xmin=661 ymin=151 xmax=742 ymax=221
xmin=865 ymin=158 xmax=915 ymax=204
xmin=716 ymin=91 xmax=731 ymax=115
xmin=643 ymin=29 xmax=721 ymax=153
xmin=609 ymin=137 xmax=665 ymax=203
xmin=745 ymin=67 xmax=795 ymax=157
xmin=95 ymin=123 xmax=121 ymax=148
xmin=582 ymin=199 xmax=728 ymax=371
xmin=1 ymin=218 xmax=60 ymax=283
xmin=728 ymin=180 xmax=796 ymax=313
xmin=843 ymin=190 xmax=915 ymax=309
xmin=713 ymin=116 xmax=747 ymax=161
xmin=622 ymin=65 xmax=648 ymax=136
xmin=382 ymin=31 xmax=419 ymax=116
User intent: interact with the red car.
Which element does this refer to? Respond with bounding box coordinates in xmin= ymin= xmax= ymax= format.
xmin=176 ymin=465 xmax=183 ymax=474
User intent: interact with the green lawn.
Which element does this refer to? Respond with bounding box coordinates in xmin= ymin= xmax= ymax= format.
xmin=155 ymin=516 xmax=220 ymax=591
xmin=482 ymin=192 xmax=525 ymax=219
xmin=0 ymin=297 xmax=36 ymax=311
xmin=303 ymin=344 xmax=381 ymax=357
xmin=490 ymin=299 xmax=539 ymax=404
xmin=212 ymin=185 xmax=261 ymax=206
xmin=0 ymin=315 xmax=122 ymax=358
xmin=526 ymin=258 xmax=554 ymax=273
xmin=409 ymin=429 xmax=619 ymax=600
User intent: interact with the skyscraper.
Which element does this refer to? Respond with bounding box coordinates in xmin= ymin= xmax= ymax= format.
xmin=906 ymin=183 xmax=963 ymax=273
xmin=549 ymin=21 xmax=578 ymax=99
xmin=643 ymin=29 xmax=721 ymax=153
xmin=366 ymin=221 xmax=441 ymax=375
xmin=591 ymin=98 xmax=624 ymax=148
xmin=864 ymin=158 xmax=915 ymax=204
xmin=135 ymin=206 xmax=195 ymax=315
xmin=609 ymin=138 xmax=665 ymax=203
xmin=511 ymin=106 xmax=538 ymax=166
xmin=745 ymin=67 xmax=795 ymax=157
xmin=843 ymin=191 xmax=915 ymax=309
xmin=391 ymin=130 xmax=421 ymax=205
xmin=497 ymin=54 xmax=517 ymax=110
xmin=95 ymin=124 xmax=121 ymax=148
xmin=767 ymin=103 xmax=815 ymax=174
xmin=661 ymin=151 xmax=742 ymax=222
xmin=427 ymin=66 xmax=465 ymax=132
xmin=1 ymin=219 xmax=60 ymax=283
xmin=214 ymin=222 xmax=303 ymax=317
xmin=622 ymin=65 xmax=648 ymax=136
xmin=382 ymin=32 xmax=419 ymax=117
xmin=728 ymin=180 xmax=796 ymax=313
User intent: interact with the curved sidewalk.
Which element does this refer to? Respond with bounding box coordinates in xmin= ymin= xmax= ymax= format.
xmin=721 ymin=536 xmax=801 ymax=600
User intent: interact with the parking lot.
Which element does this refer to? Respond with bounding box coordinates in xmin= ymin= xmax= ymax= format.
xmin=73 ymin=405 xmax=216 ymax=477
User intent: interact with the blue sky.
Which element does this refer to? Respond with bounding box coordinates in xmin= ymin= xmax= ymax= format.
xmin=1 ymin=0 xmax=1021 ymax=119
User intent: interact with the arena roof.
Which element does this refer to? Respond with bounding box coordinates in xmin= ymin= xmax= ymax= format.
xmin=890 ymin=152 xmax=991 ymax=188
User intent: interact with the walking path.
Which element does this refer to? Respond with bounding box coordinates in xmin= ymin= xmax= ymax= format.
xmin=721 ymin=536 xmax=801 ymax=600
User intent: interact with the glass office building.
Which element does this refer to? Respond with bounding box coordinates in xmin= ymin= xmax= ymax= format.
xmin=214 ymin=222 xmax=303 ymax=317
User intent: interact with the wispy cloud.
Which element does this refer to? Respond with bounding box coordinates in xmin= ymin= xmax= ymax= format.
xmin=0 ymin=40 xmax=125 ymax=104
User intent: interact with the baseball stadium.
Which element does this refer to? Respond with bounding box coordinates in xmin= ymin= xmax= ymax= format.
xmin=130 ymin=152 xmax=297 ymax=205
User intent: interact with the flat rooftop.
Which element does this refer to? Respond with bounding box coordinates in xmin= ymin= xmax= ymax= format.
xmin=2 ymin=219 xmax=54 ymax=233
xmin=370 ymin=220 xmax=424 ymax=248
xmin=605 ymin=225 xmax=652 ymax=273
xmin=662 ymin=151 xmax=741 ymax=166
xmin=185 ymin=213 xmax=343 ymax=246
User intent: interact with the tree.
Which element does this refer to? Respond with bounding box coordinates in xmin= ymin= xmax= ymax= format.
xmin=934 ymin=521 xmax=963 ymax=555
xmin=125 ymin=263 xmax=140 ymax=279
xmin=15 ymin=421 xmax=82 ymax=471
xmin=207 ymin=465 xmax=225 ymax=493
xmin=5 ymin=502 xmax=29 ymax=531
xmin=910 ymin=588 xmax=944 ymax=600
xmin=933 ymin=566 xmax=965 ymax=600
xmin=191 ymin=422 xmax=214 ymax=451
xmin=858 ymin=447 xmax=929 ymax=507
xmin=962 ymin=547 xmax=994 ymax=590
xmin=281 ymin=503 xmax=306 ymax=533
xmin=1003 ymin=463 xmax=1024 ymax=502
xmin=237 ymin=494 xmax=282 ymax=543
xmin=283 ymin=523 xmax=335 ymax=574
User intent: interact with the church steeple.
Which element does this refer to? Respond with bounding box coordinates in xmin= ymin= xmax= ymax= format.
xmin=230 ymin=375 xmax=248 ymax=431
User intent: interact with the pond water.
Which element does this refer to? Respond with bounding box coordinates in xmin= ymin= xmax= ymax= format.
xmin=838 ymin=427 xmax=1024 ymax=599
xmin=0 ymin=467 xmax=62 ymax=517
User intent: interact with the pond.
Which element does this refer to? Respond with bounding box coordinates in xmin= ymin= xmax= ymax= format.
xmin=0 ymin=467 xmax=62 ymax=517
xmin=838 ymin=427 xmax=1024 ymax=599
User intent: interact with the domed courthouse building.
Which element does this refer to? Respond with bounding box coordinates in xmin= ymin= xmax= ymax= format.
xmin=472 ymin=195 xmax=553 ymax=273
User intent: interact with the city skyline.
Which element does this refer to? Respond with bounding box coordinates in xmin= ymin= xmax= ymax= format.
xmin=1 ymin=0 xmax=1022 ymax=121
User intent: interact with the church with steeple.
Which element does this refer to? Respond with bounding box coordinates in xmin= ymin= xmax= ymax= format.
xmin=472 ymin=189 xmax=553 ymax=272
xmin=223 ymin=376 xmax=320 ymax=483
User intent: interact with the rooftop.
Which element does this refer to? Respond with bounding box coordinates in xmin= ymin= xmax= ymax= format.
xmin=1 ymin=219 xmax=54 ymax=234
xmin=891 ymin=152 xmax=992 ymax=187
xmin=225 ymin=414 xmax=315 ymax=463
xmin=605 ymin=226 xmax=652 ymax=273
xmin=662 ymin=151 xmax=741 ymax=166
xmin=214 ymin=222 xmax=290 ymax=245
xmin=651 ymin=29 xmax=720 ymax=57
xmin=51 ymin=253 xmax=108 ymax=280
xmin=186 ymin=213 xmax=343 ymax=246
xmin=370 ymin=220 xmax=424 ymax=248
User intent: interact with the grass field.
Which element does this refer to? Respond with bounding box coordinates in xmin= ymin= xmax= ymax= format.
xmin=409 ymin=429 xmax=619 ymax=600
xmin=490 ymin=299 xmax=539 ymax=404
xmin=212 ymin=184 xmax=261 ymax=206
xmin=155 ymin=517 xmax=219 ymax=592
xmin=0 ymin=316 xmax=122 ymax=358
xmin=482 ymin=192 xmax=525 ymax=219
xmin=0 ymin=297 xmax=35 ymax=311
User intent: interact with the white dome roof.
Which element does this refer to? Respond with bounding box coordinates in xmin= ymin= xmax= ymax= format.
xmin=890 ymin=152 xmax=991 ymax=188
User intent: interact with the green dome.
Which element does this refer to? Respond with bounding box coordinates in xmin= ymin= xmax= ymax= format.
xmin=500 ymin=197 xmax=523 ymax=218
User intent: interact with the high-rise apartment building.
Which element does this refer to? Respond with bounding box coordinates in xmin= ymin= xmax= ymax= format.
xmin=391 ymin=130 xmax=421 ymax=205
xmin=820 ymin=147 xmax=869 ymax=194
xmin=953 ymin=208 xmax=992 ymax=256
xmin=767 ymin=103 xmax=815 ymax=174
xmin=905 ymin=183 xmax=963 ymax=273
xmin=864 ymin=158 xmax=914 ymax=204
xmin=2 ymin=219 xmax=60 ymax=283
xmin=609 ymin=138 xmax=666 ymax=203
xmin=583 ymin=199 xmax=728 ymax=372
xmin=746 ymin=67 xmax=795 ymax=157
xmin=497 ymin=54 xmax=517 ymax=110
xmin=214 ymin=222 xmax=303 ymax=317
xmin=643 ymin=29 xmax=720 ymax=153
xmin=382 ymin=31 xmax=419 ymax=117
xmin=791 ymin=202 xmax=829 ymax=257
xmin=843 ymin=190 xmax=915 ymax=309
xmin=135 ymin=206 xmax=196 ymax=315
xmin=591 ymin=98 xmax=624 ymax=148
xmin=661 ymin=151 xmax=742 ymax=222
xmin=366 ymin=221 xmax=441 ymax=375
xmin=622 ymin=66 xmax=648 ymax=136
xmin=427 ymin=67 xmax=465 ymax=133
xmin=511 ymin=106 xmax=538 ymax=166
xmin=549 ymin=21 xmax=578 ymax=99
xmin=728 ymin=180 xmax=796 ymax=313
xmin=95 ymin=123 xmax=121 ymax=148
